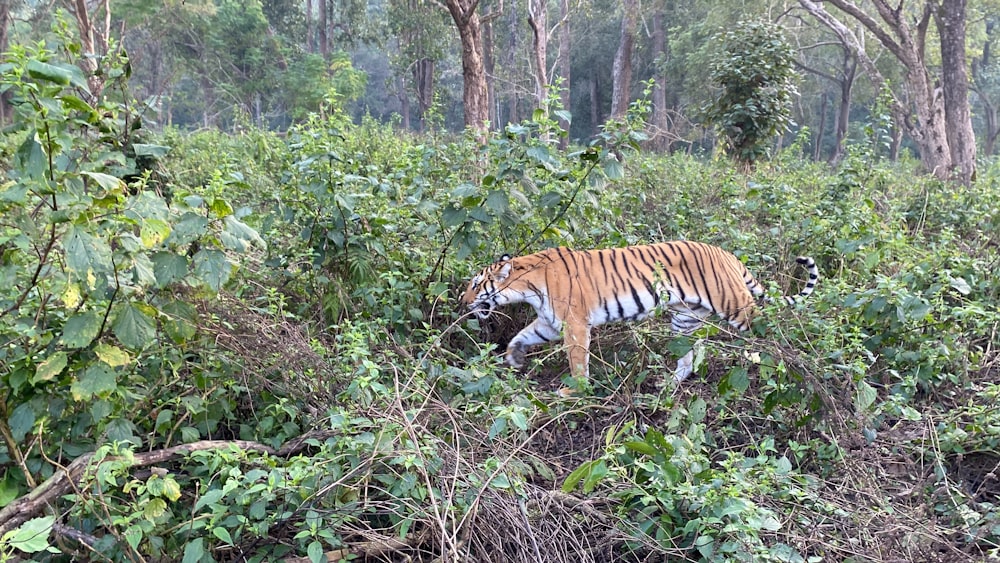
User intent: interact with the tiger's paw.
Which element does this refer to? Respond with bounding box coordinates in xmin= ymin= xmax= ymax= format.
xmin=505 ymin=346 xmax=526 ymax=369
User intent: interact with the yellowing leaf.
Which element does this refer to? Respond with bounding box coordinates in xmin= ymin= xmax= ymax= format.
xmin=61 ymin=283 xmax=82 ymax=308
xmin=34 ymin=352 xmax=68 ymax=383
xmin=95 ymin=343 xmax=130 ymax=367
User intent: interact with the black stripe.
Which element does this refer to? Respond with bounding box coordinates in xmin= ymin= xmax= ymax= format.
xmin=535 ymin=329 xmax=551 ymax=342
xmin=629 ymin=281 xmax=646 ymax=315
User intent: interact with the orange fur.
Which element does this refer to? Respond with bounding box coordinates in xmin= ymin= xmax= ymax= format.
xmin=461 ymin=241 xmax=818 ymax=382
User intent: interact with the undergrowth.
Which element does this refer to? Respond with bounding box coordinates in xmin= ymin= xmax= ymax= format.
xmin=2 ymin=41 xmax=1000 ymax=562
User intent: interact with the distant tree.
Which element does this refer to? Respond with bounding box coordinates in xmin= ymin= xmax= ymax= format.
xmin=797 ymin=0 xmax=977 ymax=184
xmin=61 ymin=0 xmax=112 ymax=100
xmin=443 ymin=0 xmax=490 ymax=135
xmin=972 ymin=15 xmax=1000 ymax=155
xmin=610 ymin=0 xmax=637 ymax=118
xmin=794 ymin=31 xmax=859 ymax=164
xmin=703 ymin=20 xmax=798 ymax=169
xmin=389 ymin=0 xmax=449 ymax=130
xmin=556 ymin=0 xmax=571 ymax=145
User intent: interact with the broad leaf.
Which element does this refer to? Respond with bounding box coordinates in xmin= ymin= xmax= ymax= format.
xmin=70 ymin=361 xmax=117 ymax=401
xmin=7 ymin=515 xmax=55 ymax=554
xmin=132 ymin=144 xmax=172 ymax=158
xmin=151 ymin=252 xmax=189 ymax=288
xmin=112 ymin=302 xmax=157 ymax=350
xmin=194 ymin=249 xmax=232 ymax=292
xmin=65 ymin=225 xmax=113 ymax=280
xmin=33 ymin=352 xmax=67 ymax=383
xmin=60 ymin=310 xmax=103 ymax=349
xmin=94 ymin=343 xmax=130 ymax=367
xmin=8 ymin=403 xmax=35 ymax=443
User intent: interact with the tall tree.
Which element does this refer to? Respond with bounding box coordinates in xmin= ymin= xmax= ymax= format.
xmin=797 ymin=0 xmax=976 ymax=183
xmin=63 ymin=0 xmax=112 ymax=100
xmin=556 ymin=0 xmax=571 ymax=146
xmin=527 ymin=0 xmax=549 ymax=108
xmin=610 ymin=0 xmax=637 ymax=118
xmin=443 ymin=0 xmax=490 ymax=134
xmin=936 ymin=0 xmax=975 ymax=184
xmin=972 ymin=15 xmax=1000 ymax=155
xmin=649 ymin=9 xmax=669 ymax=149
xmin=0 ymin=0 xmax=14 ymax=123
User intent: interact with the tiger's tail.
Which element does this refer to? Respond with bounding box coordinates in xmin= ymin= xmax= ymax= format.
xmin=747 ymin=256 xmax=819 ymax=305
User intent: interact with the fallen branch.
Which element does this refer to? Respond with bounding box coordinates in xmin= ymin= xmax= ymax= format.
xmin=0 ymin=439 xmax=278 ymax=537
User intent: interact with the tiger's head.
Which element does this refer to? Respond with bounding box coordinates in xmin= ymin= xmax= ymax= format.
xmin=461 ymin=254 xmax=513 ymax=319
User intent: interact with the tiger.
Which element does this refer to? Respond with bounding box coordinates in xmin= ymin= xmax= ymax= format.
xmin=460 ymin=241 xmax=818 ymax=385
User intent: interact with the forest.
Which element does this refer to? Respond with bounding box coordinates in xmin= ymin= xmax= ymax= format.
xmin=1 ymin=0 xmax=999 ymax=561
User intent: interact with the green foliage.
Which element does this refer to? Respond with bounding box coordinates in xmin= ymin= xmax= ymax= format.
xmin=703 ymin=20 xmax=798 ymax=168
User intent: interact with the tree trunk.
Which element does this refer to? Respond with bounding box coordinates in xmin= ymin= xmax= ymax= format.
xmin=397 ymin=75 xmax=411 ymax=130
xmin=306 ymin=0 xmax=314 ymax=53
xmin=65 ymin=0 xmax=111 ymax=100
xmin=590 ymin=77 xmax=600 ymax=134
xmin=527 ymin=0 xmax=548 ymax=109
xmin=797 ymin=0 xmax=953 ymax=180
xmin=936 ymin=0 xmax=976 ymax=184
xmin=557 ymin=0 xmax=571 ymax=147
xmin=444 ymin=0 xmax=490 ymax=136
xmin=483 ymin=16 xmax=497 ymax=128
xmin=507 ymin=1 xmax=519 ymax=124
xmin=414 ymin=58 xmax=435 ymax=130
xmin=814 ymin=92 xmax=827 ymax=161
xmin=972 ymin=20 xmax=998 ymax=155
xmin=319 ymin=0 xmax=328 ymax=58
xmin=649 ymin=11 xmax=669 ymax=150
xmin=610 ymin=0 xmax=638 ymax=119
xmin=0 ymin=0 xmax=11 ymax=124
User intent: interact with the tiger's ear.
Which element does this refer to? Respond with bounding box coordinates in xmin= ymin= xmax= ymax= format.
xmin=495 ymin=261 xmax=512 ymax=283
xmin=500 ymin=253 xmax=511 ymax=262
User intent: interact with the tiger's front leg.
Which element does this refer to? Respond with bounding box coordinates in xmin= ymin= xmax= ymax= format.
xmin=505 ymin=318 xmax=562 ymax=369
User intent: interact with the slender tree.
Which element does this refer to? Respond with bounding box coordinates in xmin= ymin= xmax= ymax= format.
xmin=610 ymin=0 xmax=637 ymax=118
xmin=443 ymin=0 xmax=490 ymax=135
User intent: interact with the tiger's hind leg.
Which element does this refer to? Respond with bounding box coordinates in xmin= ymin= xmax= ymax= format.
xmin=671 ymin=307 xmax=713 ymax=383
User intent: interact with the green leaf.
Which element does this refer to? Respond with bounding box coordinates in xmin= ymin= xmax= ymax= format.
xmin=307 ymin=540 xmax=324 ymax=563
xmin=81 ymin=171 xmax=124 ymax=193
xmin=16 ymin=132 xmax=46 ymax=180
xmin=213 ymin=526 xmax=234 ymax=546
xmin=112 ymin=302 xmax=158 ymax=350
xmin=727 ymin=366 xmax=749 ymax=393
xmin=60 ymin=310 xmax=103 ymax=349
xmin=181 ymin=538 xmax=205 ymax=563
xmin=8 ymin=403 xmax=35 ymax=443
xmin=168 ymin=212 xmax=210 ymax=246
xmin=0 ymin=471 xmax=21 ymax=507
xmin=194 ymin=489 xmax=225 ymax=513
xmin=70 ymin=361 xmax=117 ymax=401
xmin=194 ymin=249 xmax=232 ymax=292
xmin=161 ymin=300 xmax=198 ymax=344
xmin=562 ymin=460 xmax=597 ymax=493
xmin=139 ymin=219 xmax=172 ymax=248
xmin=152 ymin=252 xmax=189 ymax=288
xmin=26 ymin=60 xmax=71 ymax=85
xmin=33 ymin=352 xmax=68 ymax=383
xmin=143 ymin=498 xmax=167 ymax=521
xmin=7 ymin=515 xmax=55 ymax=553
xmin=133 ymin=144 xmax=172 ymax=158
xmin=441 ymin=206 xmax=467 ymax=228
xmin=581 ymin=459 xmax=608 ymax=493
xmin=65 ymin=225 xmax=114 ymax=279
xmin=624 ymin=440 xmax=659 ymax=456
xmin=603 ymin=158 xmax=624 ymax=180
xmin=856 ymin=379 xmax=877 ymax=413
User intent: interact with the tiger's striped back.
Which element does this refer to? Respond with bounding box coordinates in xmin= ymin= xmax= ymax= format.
xmin=461 ymin=241 xmax=818 ymax=384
